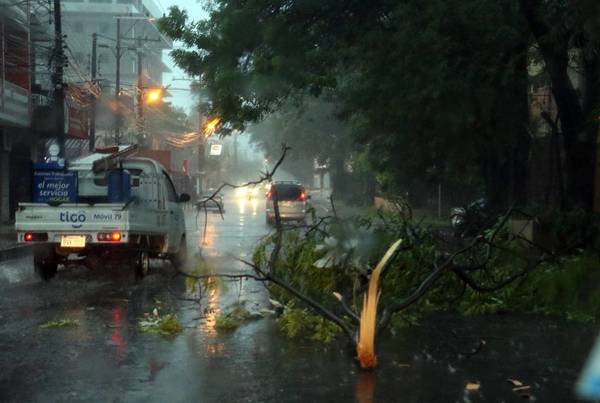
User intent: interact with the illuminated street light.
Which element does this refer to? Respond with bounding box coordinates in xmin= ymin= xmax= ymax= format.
xmin=145 ymin=88 xmax=162 ymax=104
xmin=204 ymin=117 xmax=221 ymax=136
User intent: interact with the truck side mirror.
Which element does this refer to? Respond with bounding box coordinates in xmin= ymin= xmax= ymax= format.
xmin=179 ymin=193 xmax=191 ymax=203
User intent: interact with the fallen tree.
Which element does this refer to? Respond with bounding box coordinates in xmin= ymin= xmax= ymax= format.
xmin=180 ymin=145 xmax=597 ymax=370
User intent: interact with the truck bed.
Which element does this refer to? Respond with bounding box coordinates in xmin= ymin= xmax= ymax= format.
xmin=16 ymin=203 xmax=168 ymax=243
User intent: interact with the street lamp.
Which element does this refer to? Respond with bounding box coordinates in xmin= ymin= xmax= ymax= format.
xmin=204 ymin=117 xmax=221 ymax=136
xmin=145 ymin=88 xmax=163 ymax=104
xmin=113 ymin=15 xmax=156 ymax=144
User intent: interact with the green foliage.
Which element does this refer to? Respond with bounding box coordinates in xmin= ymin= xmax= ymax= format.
xmin=138 ymin=314 xmax=184 ymax=337
xmin=214 ymin=304 xmax=256 ymax=332
xmin=40 ymin=319 xmax=80 ymax=329
xmin=158 ymin=0 xmax=531 ymax=207
xmin=552 ymin=210 xmax=600 ymax=251
xmin=252 ymin=239 xmax=268 ymax=268
xmin=278 ymin=303 xmax=340 ymax=343
xmin=389 ymin=311 xmax=420 ymax=331
xmin=215 ymin=315 xmax=241 ymax=331
xmin=254 ymin=205 xmax=600 ymax=344
xmin=270 ymin=230 xmax=343 ymax=303
xmin=525 ymin=253 xmax=600 ymax=320
xmin=453 ymin=249 xmax=600 ymax=322
xmin=256 ymin=210 xmax=441 ymax=339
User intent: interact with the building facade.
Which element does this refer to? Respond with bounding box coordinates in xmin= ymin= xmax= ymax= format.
xmin=61 ymin=0 xmax=172 ymax=146
xmin=0 ymin=0 xmax=38 ymax=223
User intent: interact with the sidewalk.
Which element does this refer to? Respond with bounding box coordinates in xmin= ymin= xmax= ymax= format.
xmin=0 ymin=223 xmax=33 ymax=260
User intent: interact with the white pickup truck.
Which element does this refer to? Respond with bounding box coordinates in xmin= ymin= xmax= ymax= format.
xmin=15 ymin=146 xmax=190 ymax=280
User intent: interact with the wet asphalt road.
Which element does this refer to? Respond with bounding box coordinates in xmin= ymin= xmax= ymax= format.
xmin=0 ymin=194 xmax=597 ymax=402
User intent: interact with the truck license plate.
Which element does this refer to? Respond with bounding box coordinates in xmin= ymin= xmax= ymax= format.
xmin=61 ymin=235 xmax=86 ymax=248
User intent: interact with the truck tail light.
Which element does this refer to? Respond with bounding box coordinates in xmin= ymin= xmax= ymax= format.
xmin=98 ymin=231 xmax=122 ymax=242
xmin=298 ymin=192 xmax=306 ymax=201
xmin=24 ymin=232 xmax=48 ymax=242
xmin=266 ymin=191 xmax=272 ymax=200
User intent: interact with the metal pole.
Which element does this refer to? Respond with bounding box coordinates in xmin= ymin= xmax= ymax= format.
xmin=594 ymin=130 xmax=600 ymax=212
xmin=52 ymin=0 xmax=65 ymax=158
xmin=233 ymin=132 xmax=238 ymax=174
xmin=114 ymin=18 xmax=121 ymax=144
xmin=198 ymin=104 xmax=206 ymax=193
xmin=89 ymin=33 xmax=97 ymax=152
xmin=136 ymin=37 xmax=144 ymax=146
xmin=437 ymin=182 xmax=442 ymax=219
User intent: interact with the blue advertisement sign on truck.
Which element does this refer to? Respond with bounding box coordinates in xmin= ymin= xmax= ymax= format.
xmin=32 ymin=166 xmax=77 ymax=203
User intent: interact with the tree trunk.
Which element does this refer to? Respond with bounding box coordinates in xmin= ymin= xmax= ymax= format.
xmin=519 ymin=0 xmax=597 ymax=210
xmin=330 ymin=152 xmax=347 ymax=197
xmin=481 ymin=37 xmax=530 ymax=211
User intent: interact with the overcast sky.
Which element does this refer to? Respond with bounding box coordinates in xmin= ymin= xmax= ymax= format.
xmin=160 ymin=0 xmax=208 ymax=113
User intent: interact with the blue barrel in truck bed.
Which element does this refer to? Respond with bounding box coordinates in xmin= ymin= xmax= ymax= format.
xmin=107 ymin=169 xmax=131 ymax=203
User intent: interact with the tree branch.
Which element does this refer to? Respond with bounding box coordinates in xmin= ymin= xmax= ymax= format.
xmin=237 ymin=258 xmax=356 ymax=342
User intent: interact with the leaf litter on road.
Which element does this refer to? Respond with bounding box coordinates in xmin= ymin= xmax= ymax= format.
xmin=215 ymin=302 xmax=261 ymax=331
xmin=508 ymin=378 xmax=524 ymax=387
xmin=508 ymin=378 xmax=534 ymax=399
xmin=40 ymin=319 xmax=80 ymax=329
xmin=138 ymin=309 xmax=183 ymax=337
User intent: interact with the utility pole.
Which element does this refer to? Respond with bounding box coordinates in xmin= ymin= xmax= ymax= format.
xmin=594 ymin=130 xmax=600 ymax=213
xmin=52 ymin=0 xmax=66 ymax=158
xmin=89 ymin=33 xmax=97 ymax=152
xmin=197 ymin=104 xmax=206 ymax=193
xmin=114 ymin=18 xmax=121 ymax=144
xmin=136 ymin=37 xmax=144 ymax=146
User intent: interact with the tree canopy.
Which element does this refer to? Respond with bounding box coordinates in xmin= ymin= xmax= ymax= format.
xmin=159 ymin=0 xmax=600 ymax=211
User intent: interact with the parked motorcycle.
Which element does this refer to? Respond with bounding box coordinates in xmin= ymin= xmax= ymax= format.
xmin=450 ymin=198 xmax=491 ymax=238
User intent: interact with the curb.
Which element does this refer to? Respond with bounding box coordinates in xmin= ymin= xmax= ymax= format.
xmin=0 ymin=244 xmax=34 ymax=261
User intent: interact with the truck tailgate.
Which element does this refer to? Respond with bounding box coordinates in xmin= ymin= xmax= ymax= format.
xmin=15 ymin=203 xmax=166 ymax=233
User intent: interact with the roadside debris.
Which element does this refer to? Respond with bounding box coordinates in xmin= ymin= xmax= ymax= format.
xmin=138 ymin=310 xmax=183 ymax=337
xmin=215 ymin=303 xmax=260 ymax=331
xmin=508 ymin=378 xmax=534 ymax=399
xmin=357 ymin=239 xmax=403 ymax=370
xmin=40 ymin=318 xmax=80 ymax=328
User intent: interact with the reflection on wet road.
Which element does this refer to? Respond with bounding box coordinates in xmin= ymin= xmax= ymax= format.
xmin=0 ymin=193 xmax=596 ymax=402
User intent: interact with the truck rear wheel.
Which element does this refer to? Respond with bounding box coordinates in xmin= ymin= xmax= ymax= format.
xmin=34 ymin=247 xmax=58 ymax=281
xmin=132 ymin=250 xmax=150 ymax=278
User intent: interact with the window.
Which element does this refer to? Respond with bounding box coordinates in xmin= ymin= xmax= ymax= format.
xmin=163 ymin=172 xmax=178 ymax=202
xmin=89 ymin=0 xmax=112 ymax=4
xmin=272 ymin=184 xmax=304 ymax=201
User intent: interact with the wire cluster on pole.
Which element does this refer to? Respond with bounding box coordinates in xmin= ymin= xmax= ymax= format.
xmin=51 ymin=0 xmax=65 ymax=158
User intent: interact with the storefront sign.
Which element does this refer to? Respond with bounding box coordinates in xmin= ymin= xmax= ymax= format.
xmin=209 ymin=144 xmax=222 ymax=156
